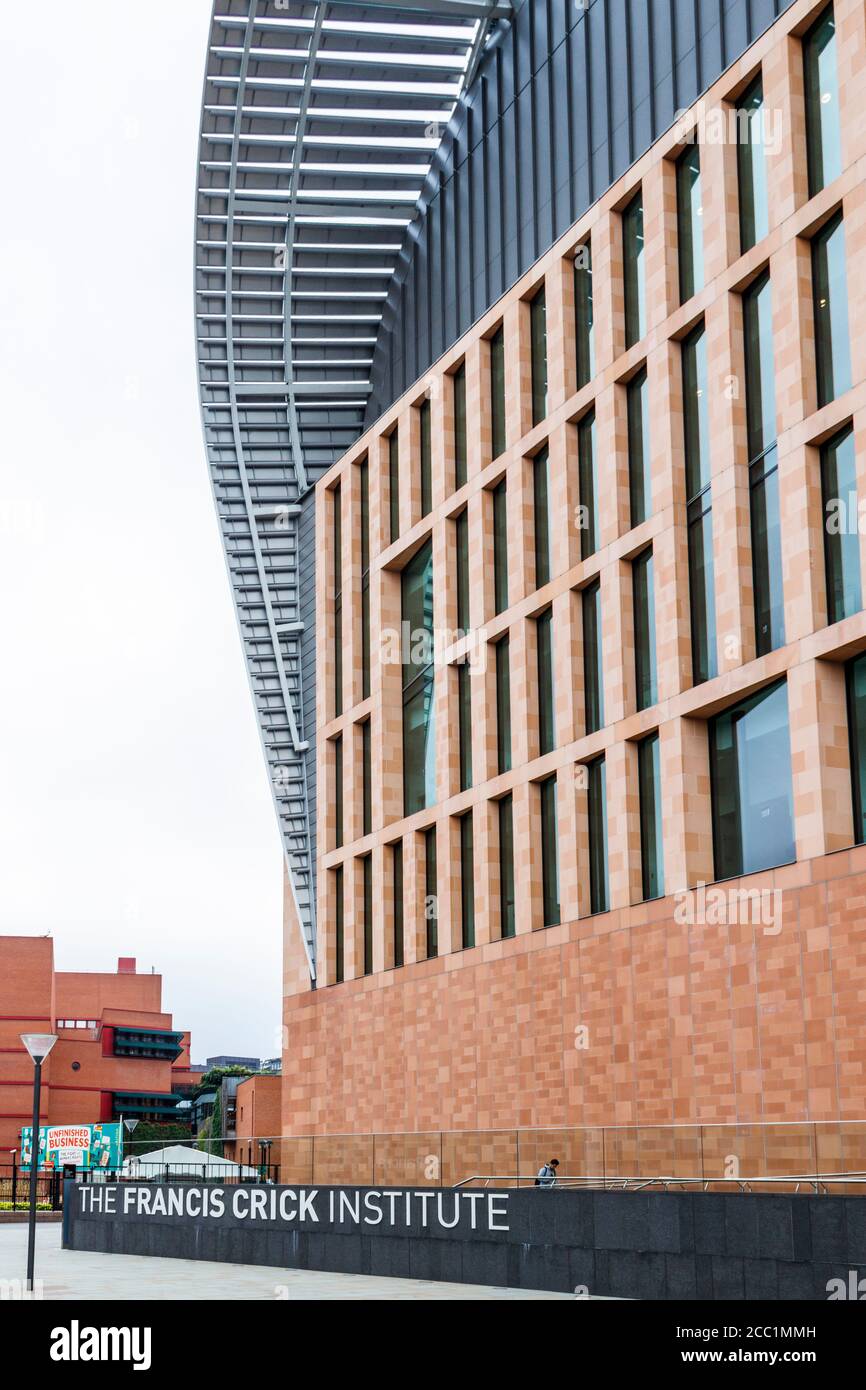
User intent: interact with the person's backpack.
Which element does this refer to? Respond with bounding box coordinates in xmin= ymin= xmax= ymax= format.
xmin=535 ymin=1164 xmax=551 ymax=1186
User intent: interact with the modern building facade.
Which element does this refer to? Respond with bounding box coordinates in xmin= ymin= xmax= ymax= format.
xmin=197 ymin=0 xmax=866 ymax=1146
xmin=0 ymin=938 xmax=202 ymax=1153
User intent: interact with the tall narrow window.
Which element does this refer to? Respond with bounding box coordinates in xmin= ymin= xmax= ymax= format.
xmin=633 ymin=548 xmax=657 ymax=711
xmin=638 ymin=733 xmax=664 ymax=901
xmin=813 ymin=211 xmax=851 ymax=408
xmin=537 ymin=608 xmax=555 ymax=756
xmin=455 ymin=508 xmax=470 ymax=632
xmin=588 ymin=758 xmax=609 ymax=914
xmin=361 ymin=719 xmax=371 ymax=837
xmin=627 ymin=367 xmax=650 ymax=528
xmin=362 ymin=855 xmax=373 ymax=976
xmin=496 ymin=635 xmax=511 ymax=774
xmin=333 ymin=485 xmax=342 ymax=717
xmin=821 ymin=424 xmax=861 ymax=624
xmin=575 ymin=240 xmax=595 ymax=389
xmin=392 ymin=841 xmax=404 ymax=969
xmin=334 ymin=734 xmax=343 ymax=849
xmin=419 ymin=398 xmax=432 ymax=517
xmin=709 ymin=680 xmax=795 ymax=879
xmin=530 ymin=285 xmax=547 ymax=426
xmin=424 ymin=826 xmax=438 ymax=959
xmin=334 ymin=865 xmax=344 ymax=984
xmin=402 ymin=541 xmax=435 ymax=814
xmin=623 ymin=191 xmax=646 ymax=348
xmin=540 ymin=776 xmax=560 ymax=927
xmin=533 ymin=447 xmax=551 ymax=588
xmin=493 ymin=479 xmax=508 ymax=614
xmin=578 ymin=411 xmax=598 ymax=559
xmin=804 ymin=5 xmax=841 ymax=198
xmin=683 ymin=324 xmax=717 ymax=684
xmin=582 ymin=580 xmax=604 ymax=735
xmin=460 ymin=812 xmax=475 ymax=949
xmin=360 ymin=459 xmax=370 ymax=700
xmin=453 ymin=361 xmax=467 ymax=490
xmin=744 ymin=272 xmax=784 ymax=655
xmin=388 ymin=429 xmax=399 ymax=545
xmin=847 ymin=653 xmax=866 ymax=844
xmin=677 ymin=142 xmax=704 ymax=302
xmin=490 ymin=325 xmax=506 ymax=459
xmin=458 ymin=661 xmax=473 ymax=791
xmin=737 ymin=77 xmax=769 ymax=254
xmin=499 ymin=794 xmax=515 ymax=939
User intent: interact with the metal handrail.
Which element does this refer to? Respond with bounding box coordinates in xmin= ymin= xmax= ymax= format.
xmin=453 ymin=1172 xmax=866 ymax=1194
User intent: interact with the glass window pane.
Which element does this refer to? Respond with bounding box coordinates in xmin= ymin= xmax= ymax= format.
xmin=456 ymin=508 xmax=470 ymax=632
xmin=813 ymin=211 xmax=852 ymax=408
xmin=588 ymin=758 xmax=609 ymax=914
xmin=453 ymin=362 xmax=467 ymax=489
xmin=424 ymin=826 xmax=438 ymax=959
xmin=804 ymin=5 xmax=841 ymax=198
xmin=677 ymin=142 xmax=704 ymax=302
xmin=360 ymin=461 xmax=370 ymax=700
xmin=419 ymin=399 xmax=432 ymax=517
xmin=582 ymin=580 xmax=604 ymax=735
xmin=627 ymin=367 xmax=650 ymax=528
xmin=530 ymin=286 xmax=547 ymax=426
xmin=334 ymin=735 xmax=343 ymax=849
xmin=389 ymin=430 xmax=400 ymax=544
xmin=688 ymin=496 xmax=718 ymax=684
xmin=402 ymin=541 xmax=435 ymax=814
xmin=750 ymin=447 xmax=785 ymax=655
xmin=623 ymin=192 xmax=646 ymax=348
xmin=392 ymin=842 xmax=404 ymax=969
xmin=575 ymin=240 xmax=595 ymax=389
xmin=333 ymin=485 xmax=342 ymax=716
xmin=744 ymin=271 xmax=777 ymax=462
xmin=633 ymin=548 xmax=657 ymax=711
xmin=822 ymin=425 xmax=861 ymax=624
xmin=496 ymin=636 xmax=512 ymax=774
xmin=363 ymin=855 xmax=373 ymax=976
xmin=493 ymin=480 xmax=508 ymax=614
xmin=460 ymin=813 xmax=475 ymax=949
xmin=537 ymin=608 xmax=555 ymax=755
xmin=534 ymin=447 xmax=551 ymax=588
xmin=710 ymin=680 xmax=795 ymax=879
xmin=490 ymin=326 xmax=506 ymax=459
xmin=738 ymin=77 xmax=769 ymax=254
xmin=638 ymin=733 xmax=664 ymax=900
xmin=499 ymin=794 xmax=515 ymax=938
xmin=578 ymin=411 xmax=598 ymax=559
xmin=361 ymin=720 xmax=371 ymax=837
xmin=334 ymin=865 xmax=344 ymax=983
xmin=848 ymin=653 xmax=866 ymax=844
xmin=458 ymin=661 xmax=473 ymax=791
xmin=540 ymin=776 xmax=560 ymax=926
xmin=683 ymin=324 xmax=710 ymax=500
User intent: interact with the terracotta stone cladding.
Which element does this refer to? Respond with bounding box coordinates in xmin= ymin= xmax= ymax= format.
xmin=280 ymin=0 xmax=866 ymax=1139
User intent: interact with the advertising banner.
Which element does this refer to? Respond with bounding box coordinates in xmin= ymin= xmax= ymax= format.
xmin=20 ymin=1121 xmax=122 ymax=1171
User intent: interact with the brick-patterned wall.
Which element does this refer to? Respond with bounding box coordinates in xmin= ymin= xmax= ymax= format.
xmin=283 ymin=0 xmax=866 ymax=1138
xmin=284 ymin=847 xmax=866 ymax=1135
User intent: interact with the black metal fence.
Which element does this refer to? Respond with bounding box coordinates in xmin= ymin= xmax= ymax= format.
xmin=78 ymin=1162 xmax=281 ymax=1186
xmin=0 ymin=1163 xmax=64 ymax=1211
xmin=0 ymin=1159 xmax=282 ymax=1209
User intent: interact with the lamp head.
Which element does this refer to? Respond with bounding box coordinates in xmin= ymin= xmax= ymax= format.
xmin=20 ymin=1034 xmax=57 ymax=1064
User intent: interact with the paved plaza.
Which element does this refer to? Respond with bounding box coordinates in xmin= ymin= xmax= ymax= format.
xmin=0 ymin=1224 xmax=573 ymax=1300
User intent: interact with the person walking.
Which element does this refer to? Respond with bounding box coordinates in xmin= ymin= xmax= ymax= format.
xmin=535 ymin=1158 xmax=559 ymax=1187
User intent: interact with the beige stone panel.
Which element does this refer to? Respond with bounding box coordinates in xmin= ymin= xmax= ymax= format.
xmin=789 ymin=657 xmax=855 ymax=859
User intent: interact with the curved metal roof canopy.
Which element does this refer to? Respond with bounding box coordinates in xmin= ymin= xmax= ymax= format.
xmin=195 ymin=0 xmax=510 ymax=981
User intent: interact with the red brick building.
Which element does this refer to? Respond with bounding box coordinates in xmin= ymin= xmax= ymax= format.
xmin=0 ymin=936 xmax=202 ymax=1155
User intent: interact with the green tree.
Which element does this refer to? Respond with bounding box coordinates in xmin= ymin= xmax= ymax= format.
xmin=210 ymin=1090 xmax=223 ymax=1159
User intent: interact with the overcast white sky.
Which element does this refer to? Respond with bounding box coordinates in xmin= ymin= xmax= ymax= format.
xmin=0 ymin=0 xmax=285 ymax=1062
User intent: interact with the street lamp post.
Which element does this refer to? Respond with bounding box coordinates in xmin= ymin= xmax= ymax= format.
xmin=20 ymin=1033 xmax=58 ymax=1292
